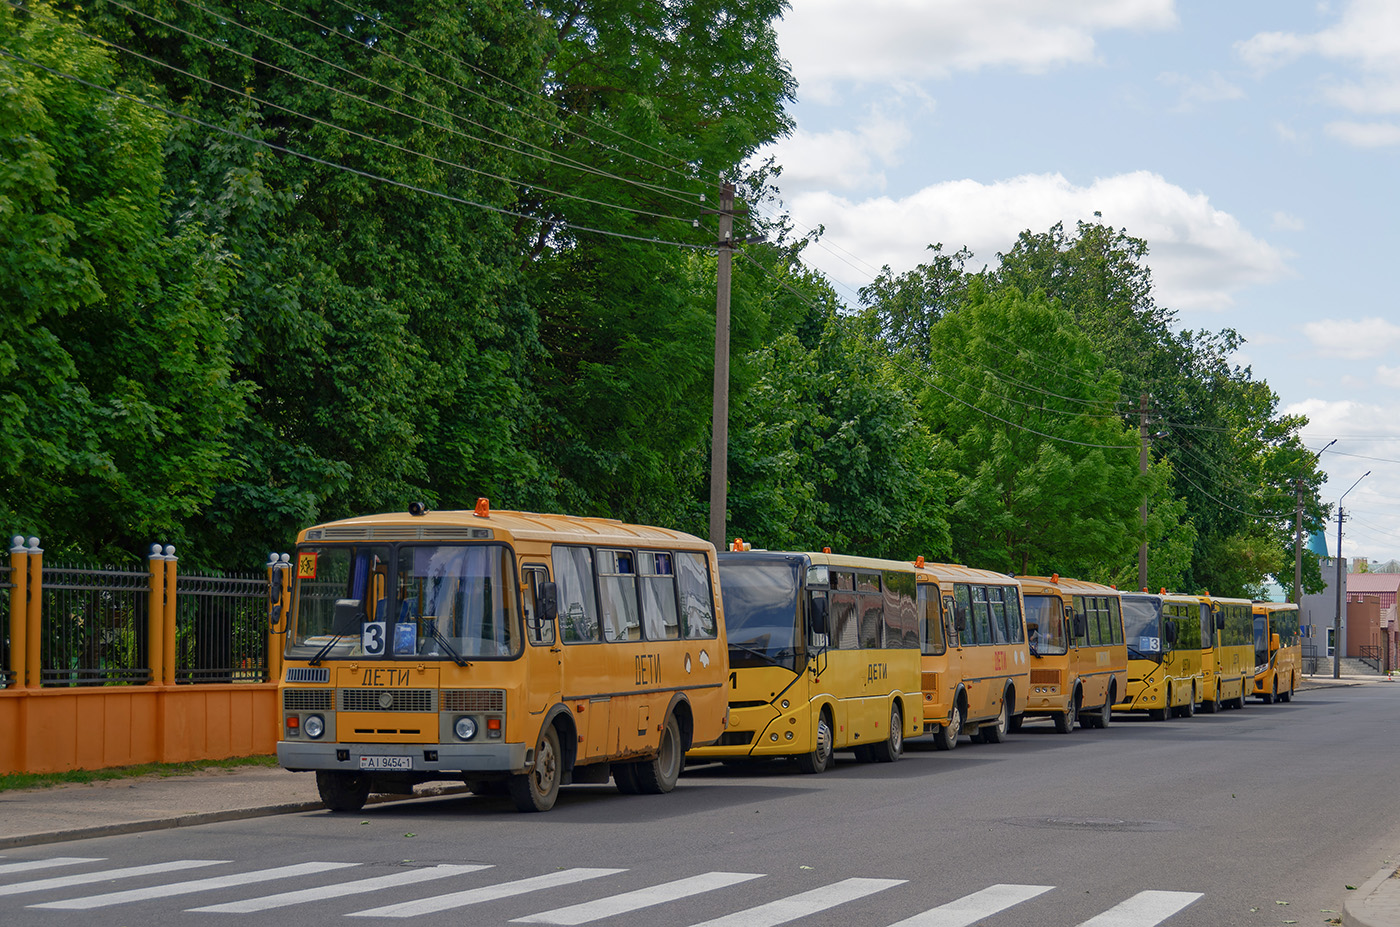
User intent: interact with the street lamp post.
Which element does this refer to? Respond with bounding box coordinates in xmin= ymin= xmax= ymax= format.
xmin=1294 ymin=439 xmax=1336 ymax=604
xmin=1334 ymin=470 xmax=1371 ymax=679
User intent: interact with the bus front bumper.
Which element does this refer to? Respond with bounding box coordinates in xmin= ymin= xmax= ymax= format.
xmin=278 ymin=740 xmax=528 ymax=774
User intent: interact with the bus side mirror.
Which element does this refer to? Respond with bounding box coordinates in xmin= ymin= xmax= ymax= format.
xmin=537 ymin=582 xmax=559 ymax=621
xmin=1165 ymin=620 xmax=1178 ymax=644
xmin=809 ymin=595 xmax=829 ymax=636
xmin=1271 ymin=632 xmax=1281 ymax=651
xmin=953 ymin=605 xmax=967 ymax=633
xmin=1215 ymin=613 xmax=1225 ymax=631
xmin=1072 ymin=614 xmax=1087 ymax=638
xmin=332 ymin=599 xmax=362 ymax=635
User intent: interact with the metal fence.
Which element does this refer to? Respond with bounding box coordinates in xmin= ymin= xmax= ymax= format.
xmin=173 ymin=570 xmax=270 ymax=683
xmin=1 ymin=561 xmax=10 ymax=689
xmin=39 ymin=562 xmax=152 ymax=686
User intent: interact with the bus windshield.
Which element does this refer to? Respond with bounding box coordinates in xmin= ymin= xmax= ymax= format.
xmin=1120 ymin=596 xmax=1164 ymax=661
xmin=288 ymin=543 xmax=521 ymax=661
xmin=1024 ymin=595 xmax=1067 ymax=655
xmin=717 ymin=559 xmax=802 ymax=670
xmin=1253 ymin=615 xmax=1270 ymax=672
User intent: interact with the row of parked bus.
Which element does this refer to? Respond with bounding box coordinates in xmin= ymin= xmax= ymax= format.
xmin=270 ymin=505 xmax=1305 ymax=813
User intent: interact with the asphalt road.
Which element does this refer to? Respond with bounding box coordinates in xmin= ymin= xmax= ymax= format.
xmin=1 ymin=684 xmax=1396 ymax=927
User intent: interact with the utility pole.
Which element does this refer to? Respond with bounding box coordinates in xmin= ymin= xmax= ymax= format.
xmin=1138 ymin=394 xmax=1150 ymax=591
xmin=707 ymin=182 xmax=736 ymax=551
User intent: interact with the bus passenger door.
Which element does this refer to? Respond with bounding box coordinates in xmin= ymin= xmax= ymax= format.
xmin=521 ymin=564 xmax=562 ymax=715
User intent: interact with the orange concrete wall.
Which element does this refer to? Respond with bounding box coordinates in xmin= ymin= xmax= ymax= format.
xmin=0 ymin=684 xmax=278 ymax=775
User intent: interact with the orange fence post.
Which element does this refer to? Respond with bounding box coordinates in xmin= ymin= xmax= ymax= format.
xmin=163 ymin=546 xmax=177 ymax=686
xmin=9 ymin=536 xmax=28 ymax=688
xmin=147 ymin=544 xmax=165 ymax=686
xmin=24 ymin=538 xmax=41 ymax=688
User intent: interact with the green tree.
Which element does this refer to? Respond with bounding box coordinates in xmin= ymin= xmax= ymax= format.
xmin=0 ymin=1 xmax=249 ymax=561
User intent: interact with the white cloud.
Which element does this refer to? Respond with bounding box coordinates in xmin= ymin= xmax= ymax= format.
xmin=1239 ymin=0 xmax=1400 ymax=135
xmin=786 ymin=171 xmax=1289 ymax=310
xmin=1377 ymin=366 xmax=1400 ymax=388
xmin=1300 ymin=317 xmax=1400 ymax=358
xmin=779 ymin=0 xmax=1177 ymax=102
xmin=1158 ymin=71 xmax=1246 ymax=111
xmin=1325 ymin=120 xmax=1400 ymax=147
xmin=1271 ymin=211 xmax=1305 ymax=231
xmin=769 ymin=108 xmax=916 ymax=194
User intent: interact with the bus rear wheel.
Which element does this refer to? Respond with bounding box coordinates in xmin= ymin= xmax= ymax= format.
xmin=613 ymin=761 xmax=642 ymax=794
xmin=633 ymin=713 xmax=682 ymax=794
xmin=1201 ymin=681 xmax=1219 ymax=714
xmin=933 ymin=703 xmax=963 ymax=751
xmin=1053 ymin=690 xmax=1080 ymax=733
xmin=316 ymin=770 xmax=370 ymax=813
xmin=1262 ymin=678 xmax=1276 ymax=704
xmin=796 ymin=711 xmax=833 ymax=774
xmin=509 ymin=724 xmax=561 ymax=812
xmin=980 ymin=693 xmax=1010 ymax=744
xmin=870 ymin=704 xmax=903 ymax=762
xmin=1280 ymin=676 xmax=1294 ymax=703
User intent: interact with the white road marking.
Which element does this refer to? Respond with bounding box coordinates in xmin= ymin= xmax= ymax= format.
xmin=349 ymin=868 xmax=627 ymax=918
xmin=28 ymin=861 xmax=358 ymax=910
xmin=0 ymin=858 xmax=104 ymax=876
xmin=188 ymin=864 xmax=491 ymax=913
xmin=0 ymin=860 xmax=225 ymax=897
xmin=886 ymin=883 xmax=1056 ymax=927
xmin=1077 ymin=890 xmax=1205 ymax=927
xmin=682 ymin=877 xmax=906 ymax=927
xmin=513 ymin=871 xmax=765 ymax=925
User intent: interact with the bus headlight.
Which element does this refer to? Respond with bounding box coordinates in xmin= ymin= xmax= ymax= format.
xmin=455 ymin=717 xmax=478 ymax=741
xmin=304 ymin=715 xmax=325 ymax=739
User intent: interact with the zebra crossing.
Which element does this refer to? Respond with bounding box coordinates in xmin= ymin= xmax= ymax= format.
xmin=0 ymin=853 xmax=1203 ymax=925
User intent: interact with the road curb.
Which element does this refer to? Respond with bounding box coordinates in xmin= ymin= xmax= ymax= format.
xmin=1344 ymin=863 xmax=1400 ymax=927
xmin=0 ymin=784 xmax=471 ymax=851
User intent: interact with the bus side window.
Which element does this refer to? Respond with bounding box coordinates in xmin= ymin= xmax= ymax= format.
xmin=553 ymin=546 xmax=599 ymax=644
xmin=676 ymin=551 xmax=717 ymax=639
xmin=638 ymin=550 xmax=680 ymax=641
xmin=920 ymin=585 xmax=946 ymax=655
xmin=522 ymin=565 xmax=554 ymax=646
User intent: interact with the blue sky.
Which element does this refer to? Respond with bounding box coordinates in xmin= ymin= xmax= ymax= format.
xmin=753 ymin=0 xmax=1400 ymax=566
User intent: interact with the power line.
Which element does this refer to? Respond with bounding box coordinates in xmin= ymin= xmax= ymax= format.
xmin=0 ymin=45 xmax=713 ymax=253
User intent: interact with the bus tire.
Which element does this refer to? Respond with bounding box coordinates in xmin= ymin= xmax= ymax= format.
xmin=1262 ymin=678 xmax=1276 ymax=705
xmin=1280 ymin=676 xmax=1294 ymax=702
xmin=1149 ymin=687 xmax=1169 ymax=721
xmin=1008 ymin=713 xmax=1024 ymax=733
xmin=981 ymin=691 xmax=1010 ymax=744
xmin=1176 ymin=686 xmax=1196 ymax=718
xmin=933 ymin=703 xmax=963 ymax=751
xmin=796 ymin=710 xmax=833 ymax=774
xmin=634 ymin=713 xmax=683 ymax=794
xmin=1201 ymin=682 xmax=1219 ymax=714
xmin=509 ymin=724 xmax=562 ymax=812
xmin=1093 ymin=687 xmax=1114 ymax=729
xmin=316 ymin=770 xmax=370 ymax=813
xmin=870 ymin=703 xmax=904 ymax=763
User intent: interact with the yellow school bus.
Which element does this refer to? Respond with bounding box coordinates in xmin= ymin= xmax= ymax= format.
xmin=1018 ymin=575 xmax=1127 ymax=732
xmin=1200 ymin=594 xmax=1253 ymax=711
xmin=686 ymin=550 xmax=923 ymax=772
xmin=917 ymin=562 xmax=1030 ymax=749
xmin=1115 ymin=592 xmax=1208 ymax=720
xmin=273 ymin=501 xmax=727 ymax=813
xmin=1253 ymin=602 xmax=1302 ymax=703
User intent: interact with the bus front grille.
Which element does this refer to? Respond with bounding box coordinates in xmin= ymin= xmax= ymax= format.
xmin=339 ymin=688 xmax=436 ymax=712
xmin=283 ymin=689 xmax=334 ymax=711
xmin=440 ymin=689 xmax=506 ymax=712
xmin=718 ymin=731 xmax=754 ymax=746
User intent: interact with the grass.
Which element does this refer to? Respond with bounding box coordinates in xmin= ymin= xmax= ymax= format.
xmin=0 ymin=755 xmax=280 ymax=793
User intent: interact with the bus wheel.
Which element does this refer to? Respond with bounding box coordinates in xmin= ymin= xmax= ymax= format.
xmin=1053 ymin=690 xmax=1078 ymax=734
xmin=796 ymin=711 xmax=833 ymax=774
xmin=508 ymin=725 xmax=561 ymax=812
xmin=1149 ymin=688 xmax=1169 ymax=721
xmin=871 ymin=703 xmax=904 ymax=762
xmin=635 ymin=714 xmax=682 ymax=794
xmin=1280 ymin=676 xmax=1294 ymax=703
xmin=316 ymin=770 xmax=370 ymax=813
xmin=1093 ymin=690 xmax=1114 ymax=729
xmin=933 ymin=703 xmax=963 ymax=751
xmin=981 ymin=693 xmax=1010 ymax=744
xmin=613 ymin=761 xmax=642 ymax=794
xmin=1176 ymin=687 xmax=1196 ymax=718
xmin=1200 ymin=683 xmax=1219 ymax=714
xmin=1262 ymin=678 xmax=1276 ymax=705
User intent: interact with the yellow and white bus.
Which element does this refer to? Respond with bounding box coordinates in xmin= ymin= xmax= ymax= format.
xmin=1253 ymin=602 xmax=1302 ymax=704
xmin=1018 ymin=575 xmax=1126 ymax=732
xmin=273 ymin=501 xmax=727 ymax=813
xmin=1115 ymin=592 xmax=1208 ymax=720
xmin=686 ymin=550 xmax=923 ymax=772
xmin=917 ymin=562 xmax=1030 ymax=749
xmin=1200 ymin=595 xmax=1253 ymax=712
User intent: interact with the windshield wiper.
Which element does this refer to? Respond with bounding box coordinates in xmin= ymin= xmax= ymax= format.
xmin=427 ymin=621 xmax=470 ymax=667
xmin=309 ymin=634 xmax=344 ymax=667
